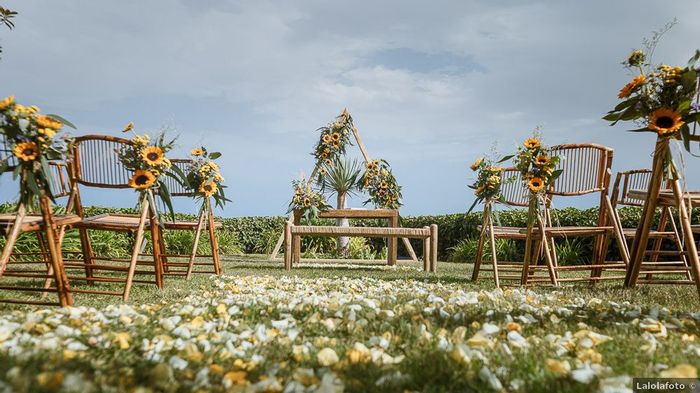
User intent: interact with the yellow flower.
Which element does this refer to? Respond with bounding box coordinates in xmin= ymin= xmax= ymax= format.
xmin=122 ymin=122 xmax=134 ymax=133
xmin=535 ymin=155 xmax=550 ymax=166
xmin=506 ymin=322 xmax=521 ymax=332
xmin=14 ymin=104 xmax=39 ymax=114
xmin=322 ymin=134 xmax=332 ymax=144
xmin=191 ymin=147 xmax=204 ymax=156
xmin=324 ymin=159 xmax=333 ymax=166
xmin=331 ymin=132 xmax=341 ymax=142
xmin=617 ymin=74 xmax=645 ymax=99
xmin=319 ymin=168 xmax=327 ymax=175
xmin=470 ymin=157 xmax=484 ymax=171
xmin=128 ymin=170 xmax=157 ymax=190
xmin=198 ymin=182 xmax=218 ymax=197
xmin=474 ymin=185 xmax=485 ymax=195
xmin=13 ymin=142 xmax=40 ymax=161
xmin=648 ymin=108 xmax=684 ymax=136
xmin=207 ymin=161 xmax=219 ymax=172
xmin=223 ymin=371 xmax=250 ymax=386
xmin=660 ymin=364 xmax=697 ymax=379
xmin=141 ymin=146 xmax=166 ymax=166
xmin=303 ymin=197 xmax=311 ymax=207
xmin=38 ymin=128 xmax=57 ymax=139
xmin=0 ymin=95 xmax=14 ymax=110
xmin=134 ymin=135 xmax=150 ymax=146
xmin=545 ymin=359 xmax=571 ymax=376
xmin=487 ymin=175 xmax=500 ymax=185
xmin=528 ymin=177 xmax=545 ymax=193
xmin=524 ymin=137 xmax=541 ymax=149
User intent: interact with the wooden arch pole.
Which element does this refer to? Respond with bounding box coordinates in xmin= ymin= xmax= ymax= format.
xmin=269 ymin=109 xmax=419 ymax=263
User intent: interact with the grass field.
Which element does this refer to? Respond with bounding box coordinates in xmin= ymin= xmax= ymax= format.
xmin=0 ymin=256 xmax=699 ymax=392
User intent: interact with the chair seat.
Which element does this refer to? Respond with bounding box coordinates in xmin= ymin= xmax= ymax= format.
xmin=622 ymin=228 xmax=676 ymax=238
xmin=0 ymin=213 xmax=81 ymax=235
xmin=520 ymin=226 xmax=615 ymax=236
xmin=478 ymin=225 xmax=528 ymax=239
xmin=162 ymin=220 xmax=223 ymax=230
xmin=73 ymin=213 xmax=145 ymax=231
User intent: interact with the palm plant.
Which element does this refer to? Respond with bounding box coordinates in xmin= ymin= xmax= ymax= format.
xmin=318 ymin=157 xmax=362 ymax=255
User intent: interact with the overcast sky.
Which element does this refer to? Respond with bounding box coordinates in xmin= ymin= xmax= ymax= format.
xmin=1 ymin=0 xmax=699 ymax=216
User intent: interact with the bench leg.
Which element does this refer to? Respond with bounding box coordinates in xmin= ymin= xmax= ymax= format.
xmin=423 ymin=230 xmax=430 ymax=272
xmin=430 ymin=224 xmax=438 ymax=272
xmin=284 ymin=223 xmax=292 ymax=271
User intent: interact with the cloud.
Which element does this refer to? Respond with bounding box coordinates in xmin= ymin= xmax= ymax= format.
xmin=1 ymin=0 xmax=699 ymax=216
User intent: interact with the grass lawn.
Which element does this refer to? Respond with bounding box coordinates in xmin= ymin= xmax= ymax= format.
xmin=0 ymin=255 xmax=699 ymax=392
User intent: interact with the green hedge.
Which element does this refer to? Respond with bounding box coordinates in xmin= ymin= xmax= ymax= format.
xmin=1 ymin=203 xmax=698 ymax=262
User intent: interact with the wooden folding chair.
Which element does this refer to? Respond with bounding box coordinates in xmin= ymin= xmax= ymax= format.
xmin=157 ymin=159 xmax=222 ymax=279
xmin=66 ymin=135 xmax=165 ymax=302
xmin=521 ymin=143 xmax=629 ymax=286
xmin=472 ymin=167 xmax=537 ymax=287
xmin=0 ymin=153 xmax=77 ymax=306
xmin=611 ymin=169 xmax=692 ymax=282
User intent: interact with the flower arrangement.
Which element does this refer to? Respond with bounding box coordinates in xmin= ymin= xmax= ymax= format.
xmin=311 ymin=110 xmax=354 ymax=167
xmin=604 ymin=28 xmax=700 ymax=155
xmin=359 ymin=159 xmax=402 ymax=209
xmin=175 ymin=146 xmax=230 ymax=210
xmin=117 ymin=123 xmax=177 ymax=216
xmin=0 ymin=95 xmax=75 ymax=206
xmin=288 ymin=176 xmax=330 ymax=221
xmin=506 ymin=136 xmax=561 ymax=200
xmin=466 ymin=157 xmax=503 ymax=213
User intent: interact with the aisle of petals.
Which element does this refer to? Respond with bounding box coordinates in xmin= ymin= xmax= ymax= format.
xmin=0 ymin=276 xmax=699 ymax=392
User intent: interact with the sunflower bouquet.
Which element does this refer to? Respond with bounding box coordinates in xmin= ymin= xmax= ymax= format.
xmin=466 ymin=157 xmax=503 ymax=213
xmin=288 ymin=177 xmax=330 ymax=221
xmin=507 ymin=136 xmax=561 ymax=200
xmin=0 ymin=95 xmax=75 ymax=207
xmin=174 ymin=146 xmax=230 ymax=210
xmin=311 ymin=110 xmax=354 ymax=168
xmin=359 ymin=159 xmax=402 ymax=210
xmin=117 ymin=123 xmax=177 ymax=217
xmin=604 ymin=46 xmax=700 ymax=156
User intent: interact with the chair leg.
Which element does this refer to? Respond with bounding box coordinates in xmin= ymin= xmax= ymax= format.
xmin=667 ymin=211 xmax=692 ymax=281
xmin=207 ymin=207 xmax=222 ymax=275
xmin=123 ymin=199 xmax=151 ymax=302
xmin=39 ymin=196 xmax=73 ymax=307
xmin=472 ymin=210 xmax=489 ymax=281
xmin=149 ymin=215 xmax=164 ymax=289
xmin=186 ymin=211 xmax=206 ymax=279
xmin=0 ymin=207 xmax=25 ymax=274
xmin=487 ymin=218 xmax=500 ymax=288
xmin=536 ymin=213 xmax=558 ymax=286
xmin=77 ymin=227 xmax=96 ymax=284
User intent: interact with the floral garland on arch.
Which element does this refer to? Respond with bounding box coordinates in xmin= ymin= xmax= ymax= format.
xmin=311 ymin=110 xmax=354 ymax=168
xmin=360 ymin=159 xmax=402 ymax=210
xmin=117 ymin=122 xmax=177 ymax=218
xmin=466 ymin=156 xmax=503 ymax=213
xmin=604 ymin=27 xmax=700 ymax=176
xmin=175 ymin=146 xmax=231 ymax=210
xmin=0 ymin=95 xmax=75 ymax=207
xmin=288 ymin=176 xmax=330 ymax=221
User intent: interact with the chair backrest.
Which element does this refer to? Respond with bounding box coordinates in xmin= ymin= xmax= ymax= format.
xmin=162 ymin=159 xmax=194 ymax=197
xmin=48 ymin=161 xmax=72 ymax=198
xmin=498 ymin=167 xmax=529 ymax=207
xmin=548 ymin=143 xmax=613 ymax=196
xmin=71 ymin=135 xmax=133 ymax=189
xmin=611 ymin=169 xmax=671 ymax=207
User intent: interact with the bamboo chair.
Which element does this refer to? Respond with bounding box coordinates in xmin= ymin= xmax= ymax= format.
xmin=471 ymin=167 xmax=539 ymax=287
xmin=611 ymin=169 xmax=692 ymax=283
xmin=0 ymin=159 xmax=77 ymax=306
xmin=521 ymin=143 xmax=628 ymax=286
xmin=66 ymin=135 xmax=165 ymax=302
xmin=156 ymin=158 xmax=222 ymax=279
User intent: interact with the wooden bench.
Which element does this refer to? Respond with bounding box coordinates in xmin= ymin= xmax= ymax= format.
xmin=284 ymin=223 xmax=438 ymax=272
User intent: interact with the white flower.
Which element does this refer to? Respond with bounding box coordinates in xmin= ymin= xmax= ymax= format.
xmin=317 ymin=348 xmax=339 ymax=367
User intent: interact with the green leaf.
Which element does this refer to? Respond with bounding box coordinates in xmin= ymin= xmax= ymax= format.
xmin=680 ymin=70 xmax=697 ymax=91
xmin=46 ymin=114 xmax=77 ymax=129
xmin=466 ymin=198 xmax=480 ymax=214
xmin=158 ymin=181 xmax=176 ymax=221
xmin=497 ymin=155 xmax=514 ymax=163
xmin=209 ymin=152 xmax=221 ymax=159
xmin=613 ymin=98 xmax=637 ymax=112
xmin=627 ymin=127 xmax=653 ymax=133
xmin=677 ymin=100 xmax=692 ymax=114
xmin=687 ymin=50 xmax=700 ymax=69
xmin=681 ymin=125 xmax=691 ymax=152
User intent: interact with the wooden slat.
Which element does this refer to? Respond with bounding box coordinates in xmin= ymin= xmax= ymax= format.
xmin=291 ymin=225 xmax=430 ymax=238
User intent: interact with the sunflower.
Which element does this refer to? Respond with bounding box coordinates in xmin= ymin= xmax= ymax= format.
xmin=303 ymin=197 xmax=311 ymax=207
xmin=122 ymin=122 xmax=134 ymax=133
xmin=319 ymin=168 xmax=327 ymax=175
xmin=208 ymin=161 xmax=219 ymax=172
xmin=524 ymin=137 xmax=541 ymax=149
xmin=617 ymin=75 xmax=645 ymax=99
xmin=13 ymin=142 xmax=39 ymax=161
xmin=535 ymin=155 xmax=550 ymax=166
xmin=528 ymin=177 xmax=545 ymax=193
xmin=331 ymin=132 xmax=341 ymax=142
xmin=648 ymin=108 xmax=684 ymax=136
xmin=34 ymin=115 xmax=63 ymax=130
xmin=380 ymin=181 xmax=388 ymax=189
xmin=475 ymin=185 xmax=485 ymax=196
xmin=322 ymin=134 xmax=332 ymax=144
xmin=141 ymin=146 xmax=166 ymax=166
xmin=191 ymin=147 xmax=204 ymax=156
xmin=38 ymin=128 xmax=57 ymax=139
xmin=128 ymin=170 xmax=156 ymax=190
xmin=470 ymin=157 xmax=484 ymax=171
xmin=324 ymin=159 xmax=333 ymax=166
xmin=198 ymin=182 xmax=218 ymax=197
xmin=332 ymin=141 xmax=340 ymax=148
xmin=0 ymin=95 xmax=15 ymax=110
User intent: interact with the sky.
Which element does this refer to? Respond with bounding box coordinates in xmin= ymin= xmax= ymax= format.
xmin=1 ymin=0 xmax=699 ymax=217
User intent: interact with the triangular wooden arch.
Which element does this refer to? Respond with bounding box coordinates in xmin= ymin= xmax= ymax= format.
xmin=269 ymin=109 xmax=418 ymax=261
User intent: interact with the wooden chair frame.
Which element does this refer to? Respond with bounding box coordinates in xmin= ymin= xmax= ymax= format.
xmin=156 ymin=158 xmax=222 ymax=279
xmin=66 ymin=134 xmax=165 ymax=301
xmin=520 ymin=143 xmax=629 ymax=286
xmin=611 ymin=169 xmax=691 ymax=283
xmin=471 ymin=167 xmax=541 ymax=287
xmin=0 ymin=160 xmax=76 ymax=306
